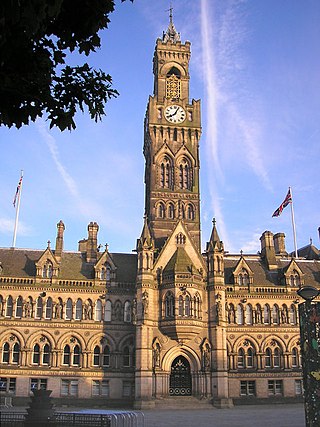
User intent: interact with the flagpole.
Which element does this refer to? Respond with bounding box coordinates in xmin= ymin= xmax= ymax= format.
xmin=289 ymin=186 xmax=298 ymax=258
xmin=12 ymin=170 xmax=23 ymax=248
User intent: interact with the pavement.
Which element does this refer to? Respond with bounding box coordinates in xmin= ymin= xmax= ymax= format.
xmin=1 ymin=403 xmax=306 ymax=427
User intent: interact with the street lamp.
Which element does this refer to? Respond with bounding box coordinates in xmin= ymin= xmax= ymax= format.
xmin=297 ymin=286 xmax=320 ymax=427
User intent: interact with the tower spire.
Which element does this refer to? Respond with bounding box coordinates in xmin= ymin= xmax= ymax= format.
xmin=163 ymin=4 xmax=180 ymax=43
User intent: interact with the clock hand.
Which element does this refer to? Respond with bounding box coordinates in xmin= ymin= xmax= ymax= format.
xmin=169 ymin=107 xmax=180 ymax=118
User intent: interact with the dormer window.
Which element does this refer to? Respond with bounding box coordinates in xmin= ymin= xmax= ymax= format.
xmin=289 ymin=270 xmax=300 ymax=287
xmin=238 ymin=268 xmax=249 ymax=286
xmin=100 ymin=264 xmax=111 ymax=281
xmin=42 ymin=261 xmax=53 ymax=278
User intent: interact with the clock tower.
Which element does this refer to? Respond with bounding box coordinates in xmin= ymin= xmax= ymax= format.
xmin=144 ymin=12 xmax=202 ymax=250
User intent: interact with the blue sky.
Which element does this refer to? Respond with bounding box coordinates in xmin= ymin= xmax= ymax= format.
xmin=1 ymin=0 xmax=319 ymax=255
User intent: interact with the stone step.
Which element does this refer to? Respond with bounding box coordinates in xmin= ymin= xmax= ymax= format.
xmin=155 ymin=396 xmax=213 ymax=409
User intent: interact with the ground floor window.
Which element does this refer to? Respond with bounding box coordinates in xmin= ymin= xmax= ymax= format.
xmin=295 ymin=380 xmax=303 ymax=396
xmin=30 ymin=378 xmax=48 ymax=392
xmin=122 ymin=381 xmax=134 ymax=398
xmin=240 ymin=380 xmax=256 ymax=396
xmin=61 ymin=379 xmax=78 ymax=397
xmin=92 ymin=380 xmax=109 ymax=397
xmin=0 ymin=377 xmax=16 ymax=394
xmin=268 ymin=380 xmax=283 ymax=396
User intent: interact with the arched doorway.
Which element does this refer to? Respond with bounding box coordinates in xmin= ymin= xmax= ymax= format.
xmin=169 ymin=355 xmax=192 ymax=396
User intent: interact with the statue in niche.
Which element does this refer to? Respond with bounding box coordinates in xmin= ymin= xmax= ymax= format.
xmin=216 ymin=301 xmax=222 ymax=324
xmin=24 ymin=300 xmax=33 ymax=318
xmin=84 ymin=302 xmax=93 ymax=320
xmin=114 ymin=301 xmax=122 ymax=321
xmin=132 ymin=298 xmax=137 ymax=322
xmin=55 ymin=302 xmax=63 ymax=319
xmin=256 ymin=306 xmax=262 ymax=324
xmin=202 ymin=344 xmax=210 ymax=369
xmin=142 ymin=291 xmax=149 ymax=316
xmin=228 ymin=305 xmax=235 ymax=324
xmin=153 ymin=343 xmax=160 ymax=368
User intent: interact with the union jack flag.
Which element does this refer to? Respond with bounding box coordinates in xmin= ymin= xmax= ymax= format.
xmin=272 ymin=188 xmax=292 ymax=217
xmin=13 ymin=176 xmax=23 ymax=208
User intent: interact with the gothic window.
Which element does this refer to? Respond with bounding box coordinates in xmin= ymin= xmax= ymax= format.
xmin=187 ymin=204 xmax=195 ymax=220
xmin=166 ymin=68 xmax=181 ymax=99
xmin=289 ymin=304 xmax=297 ymax=325
xmin=272 ymin=305 xmax=280 ymax=325
xmin=124 ymin=301 xmax=131 ymax=323
xmin=245 ymin=305 xmax=253 ymax=325
xmin=178 ymin=296 xmax=184 ymax=316
xmin=289 ymin=270 xmax=301 ymax=287
xmin=185 ymin=295 xmax=191 ymax=316
xmin=165 ymin=292 xmax=174 ymax=318
xmin=168 ymin=203 xmax=175 ymax=219
xmin=265 ymin=345 xmax=282 ymax=369
xmin=263 ymin=304 xmax=271 ymax=324
xmin=159 ymin=156 xmax=173 ymax=189
xmin=43 ymin=344 xmax=50 ymax=365
xmin=103 ymin=346 xmax=110 ymax=367
xmin=274 ymin=347 xmax=281 ymax=367
xmin=75 ymin=299 xmax=82 ymax=320
xmin=178 ymin=157 xmax=192 ymax=190
xmin=104 ymin=300 xmax=112 ymax=322
xmin=15 ymin=296 xmax=23 ymax=318
xmin=123 ymin=346 xmax=131 ymax=367
xmin=66 ymin=298 xmax=73 ymax=320
xmin=158 ymin=202 xmax=165 ymax=219
xmin=63 ymin=345 xmax=71 ymax=365
xmin=45 ymin=297 xmax=53 ymax=319
xmin=73 ymin=345 xmax=80 ymax=366
xmin=291 ymin=347 xmax=299 ymax=367
xmin=33 ymin=344 xmax=40 ymax=364
xmin=247 ymin=347 xmax=254 ymax=368
xmin=12 ymin=343 xmax=20 ymax=364
xmin=42 ymin=261 xmax=53 ymax=278
xmin=236 ymin=304 xmax=244 ymax=325
xmin=36 ymin=297 xmax=43 ymax=319
xmin=6 ymin=295 xmax=13 ymax=317
xmin=2 ymin=342 xmax=10 ymax=363
xmin=95 ymin=300 xmax=102 ymax=321
xmin=176 ymin=232 xmax=186 ymax=245
xmin=93 ymin=346 xmax=100 ymax=366
xmin=238 ymin=269 xmax=249 ymax=286
xmin=237 ymin=348 xmax=245 ymax=368
xmin=173 ymin=128 xmax=178 ymax=141
xmin=265 ymin=348 xmax=272 ymax=368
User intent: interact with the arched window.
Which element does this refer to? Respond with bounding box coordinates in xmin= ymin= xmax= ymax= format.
xmin=165 ymin=293 xmax=174 ymax=318
xmin=187 ymin=204 xmax=195 ymax=220
xmin=100 ymin=268 xmax=106 ymax=280
xmin=73 ymin=345 xmax=80 ymax=366
xmin=15 ymin=296 xmax=23 ymax=318
xmin=272 ymin=305 xmax=279 ymax=325
xmin=75 ymin=299 xmax=82 ymax=320
xmin=274 ymin=347 xmax=281 ymax=367
xmin=185 ymin=295 xmax=190 ymax=317
xmin=236 ymin=304 xmax=244 ymax=325
xmin=103 ymin=346 xmax=110 ymax=367
xmin=104 ymin=300 xmax=112 ymax=322
xmin=6 ymin=295 xmax=13 ymax=317
xmin=239 ymin=269 xmax=249 ymax=286
xmin=237 ymin=348 xmax=245 ymax=368
xmin=124 ymin=301 xmax=131 ymax=323
xmin=160 ymin=156 xmax=173 ymax=189
xmin=290 ymin=270 xmax=301 ymax=287
xmin=247 ymin=347 xmax=254 ymax=368
xmin=66 ymin=298 xmax=73 ymax=320
xmin=33 ymin=344 xmax=40 ymax=364
xmin=2 ymin=342 xmax=10 ymax=363
xmin=166 ymin=67 xmax=181 ymax=99
xmin=178 ymin=295 xmax=184 ymax=316
xmin=12 ymin=342 xmax=20 ymax=364
xmin=178 ymin=158 xmax=192 ymax=190
xmin=265 ymin=348 xmax=272 ymax=368
xmin=292 ymin=347 xmax=299 ymax=367
xmin=158 ymin=202 xmax=165 ymax=219
xmin=263 ymin=305 xmax=270 ymax=324
xmin=43 ymin=261 xmax=53 ymax=278
xmin=106 ymin=265 xmax=111 ymax=281
xmin=290 ymin=305 xmax=297 ymax=325
xmin=168 ymin=203 xmax=175 ymax=219
xmin=43 ymin=344 xmax=50 ymax=365
xmin=63 ymin=345 xmax=70 ymax=365
xmin=95 ymin=299 xmax=102 ymax=321
xmin=45 ymin=297 xmax=53 ymax=319
xmin=245 ymin=305 xmax=253 ymax=325
xmin=93 ymin=346 xmax=100 ymax=366
xmin=36 ymin=297 xmax=43 ymax=319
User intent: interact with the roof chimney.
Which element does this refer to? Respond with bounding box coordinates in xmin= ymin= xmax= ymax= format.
xmin=260 ymin=231 xmax=277 ymax=270
xmin=273 ymin=232 xmax=287 ymax=256
xmin=86 ymin=222 xmax=99 ymax=263
xmin=55 ymin=220 xmax=65 ymax=261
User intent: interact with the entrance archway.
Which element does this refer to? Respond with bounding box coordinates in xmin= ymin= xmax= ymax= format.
xmin=169 ymin=355 xmax=192 ymax=396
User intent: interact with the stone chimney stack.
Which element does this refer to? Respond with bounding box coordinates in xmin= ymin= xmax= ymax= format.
xmin=260 ymin=231 xmax=277 ymax=270
xmin=55 ymin=220 xmax=65 ymax=262
xmin=273 ymin=232 xmax=287 ymax=255
xmin=86 ymin=222 xmax=99 ymax=263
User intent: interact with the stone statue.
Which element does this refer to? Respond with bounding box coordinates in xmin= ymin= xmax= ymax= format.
xmin=132 ymin=298 xmax=137 ymax=322
xmin=142 ymin=291 xmax=149 ymax=316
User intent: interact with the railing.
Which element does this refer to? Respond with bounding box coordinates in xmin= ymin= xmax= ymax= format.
xmin=0 ymin=411 xmax=144 ymax=427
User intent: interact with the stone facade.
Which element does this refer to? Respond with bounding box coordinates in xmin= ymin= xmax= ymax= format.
xmin=0 ymin=18 xmax=319 ymax=409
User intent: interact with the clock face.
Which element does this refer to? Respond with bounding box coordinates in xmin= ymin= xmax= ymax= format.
xmin=164 ymin=105 xmax=186 ymax=123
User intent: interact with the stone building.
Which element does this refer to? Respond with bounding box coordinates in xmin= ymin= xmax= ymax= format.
xmin=0 ymin=16 xmax=319 ymax=409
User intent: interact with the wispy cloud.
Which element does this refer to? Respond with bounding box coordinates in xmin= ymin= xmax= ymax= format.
xmin=0 ymin=217 xmax=32 ymax=238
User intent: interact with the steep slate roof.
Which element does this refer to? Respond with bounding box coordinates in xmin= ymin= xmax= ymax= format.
xmin=163 ymin=247 xmax=195 ymax=274
xmin=0 ymin=248 xmax=137 ymax=284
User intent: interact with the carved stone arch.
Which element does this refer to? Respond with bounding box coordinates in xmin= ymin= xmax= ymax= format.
xmin=160 ymin=62 xmax=187 ymax=78
xmin=161 ymin=345 xmax=201 ymax=372
xmin=287 ymin=335 xmax=301 ymax=353
xmin=233 ymin=336 xmax=259 ymax=353
xmin=261 ymin=335 xmax=286 ymax=353
xmin=0 ymin=329 xmax=25 ymax=347
xmin=118 ymin=334 xmax=135 ymax=352
xmin=57 ymin=331 xmax=87 ymax=351
xmin=87 ymin=333 xmax=116 ymax=352
xmin=26 ymin=330 xmax=56 ymax=348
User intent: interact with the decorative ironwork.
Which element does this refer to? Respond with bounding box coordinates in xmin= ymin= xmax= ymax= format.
xmin=169 ymin=356 xmax=192 ymax=396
